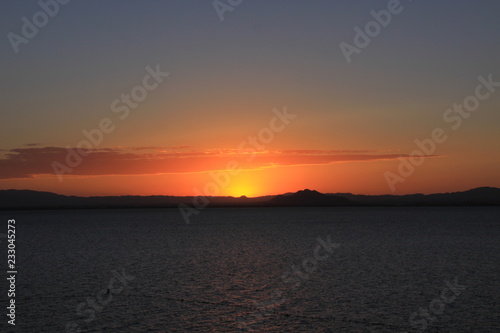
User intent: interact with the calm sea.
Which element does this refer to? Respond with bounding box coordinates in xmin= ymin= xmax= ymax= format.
xmin=1 ymin=207 xmax=499 ymax=332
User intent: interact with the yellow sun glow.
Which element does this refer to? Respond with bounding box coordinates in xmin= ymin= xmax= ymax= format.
xmin=225 ymin=181 xmax=258 ymax=197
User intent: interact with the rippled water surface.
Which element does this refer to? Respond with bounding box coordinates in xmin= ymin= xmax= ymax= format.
xmin=3 ymin=207 xmax=500 ymax=332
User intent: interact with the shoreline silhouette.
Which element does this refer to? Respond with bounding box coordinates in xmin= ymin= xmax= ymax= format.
xmin=1 ymin=187 xmax=499 ymax=210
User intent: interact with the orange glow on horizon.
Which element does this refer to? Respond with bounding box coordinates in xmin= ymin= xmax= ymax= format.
xmin=224 ymin=179 xmax=260 ymax=198
xmin=1 ymin=153 xmax=499 ymax=197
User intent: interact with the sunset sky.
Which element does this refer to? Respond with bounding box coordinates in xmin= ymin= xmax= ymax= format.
xmin=1 ymin=0 xmax=499 ymax=197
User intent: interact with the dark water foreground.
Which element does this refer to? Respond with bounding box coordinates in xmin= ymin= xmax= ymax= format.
xmin=1 ymin=207 xmax=499 ymax=332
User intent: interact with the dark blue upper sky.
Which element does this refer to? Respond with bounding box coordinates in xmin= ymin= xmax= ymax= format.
xmin=2 ymin=0 xmax=499 ymax=146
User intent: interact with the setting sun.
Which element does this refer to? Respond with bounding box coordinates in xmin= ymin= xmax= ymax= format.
xmin=223 ymin=175 xmax=263 ymax=197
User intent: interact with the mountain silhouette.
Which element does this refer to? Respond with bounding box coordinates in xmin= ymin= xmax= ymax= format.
xmin=331 ymin=187 xmax=500 ymax=206
xmin=0 ymin=187 xmax=499 ymax=210
xmin=269 ymin=189 xmax=350 ymax=206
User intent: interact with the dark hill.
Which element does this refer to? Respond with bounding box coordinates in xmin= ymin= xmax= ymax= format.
xmin=330 ymin=187 xmax=500 ymax=206
xmin=269 ymin=189 xmax=351 ymax=206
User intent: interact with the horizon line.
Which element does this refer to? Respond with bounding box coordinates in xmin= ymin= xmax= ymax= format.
xmin=1 ymin=186 xmax=498 ymax=199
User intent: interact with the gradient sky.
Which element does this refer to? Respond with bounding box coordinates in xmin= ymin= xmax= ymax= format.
xmin=1 ymin=0 xmax=499 ymax=196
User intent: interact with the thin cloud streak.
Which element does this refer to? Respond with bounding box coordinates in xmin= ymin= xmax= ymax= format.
xmin=0 ymin=146 xmax=440 ymax=179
